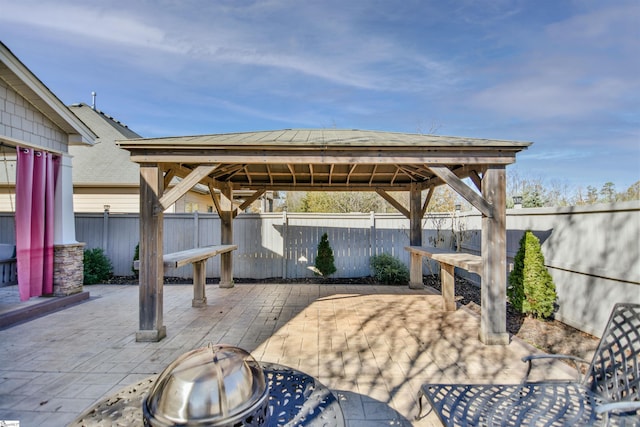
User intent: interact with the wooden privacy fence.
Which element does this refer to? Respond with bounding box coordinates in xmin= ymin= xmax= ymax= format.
xmin=73 ymin=211 xmax=453 ymax=279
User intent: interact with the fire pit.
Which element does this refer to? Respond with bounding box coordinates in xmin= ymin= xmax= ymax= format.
xmin=143 ymin=344 xmax=269 ymax=426
xmin=71 ymin=344 xmax=345 ymax=427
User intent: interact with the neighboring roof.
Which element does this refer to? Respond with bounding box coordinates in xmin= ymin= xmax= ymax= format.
xmin=70 ymin=103 xmax=141 ymax=139
xmin=119 ymin=129 xmax=532 ymax=192
xmin=0 ymin=42 xmax=95 ymax=146
xmin=68 ymin=104 xmax=210 ymax=195
xmin=68 ymin=103 xmax=141 ymax=185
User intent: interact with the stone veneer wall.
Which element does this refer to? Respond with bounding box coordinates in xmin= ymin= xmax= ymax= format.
xmin=53 ymin=242 xmax=85 ymax=296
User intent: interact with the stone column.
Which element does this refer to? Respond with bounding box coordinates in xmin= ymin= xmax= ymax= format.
xmin=53 ymin=153 xmax=85 ymax=296
xmin=53 ymin=242 xmax=85 ymax=296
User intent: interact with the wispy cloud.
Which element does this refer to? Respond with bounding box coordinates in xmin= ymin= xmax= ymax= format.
xmin=0 ymin=2 xmax=179 ymax=52
xmin=468 ymin=1 xmax=640 ymax=121
xmin=0 ymin=0 xmax=453 ymax=93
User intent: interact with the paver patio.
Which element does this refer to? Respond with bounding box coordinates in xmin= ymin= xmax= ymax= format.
xmin=0 ymin=283 xmax=574 ymax=426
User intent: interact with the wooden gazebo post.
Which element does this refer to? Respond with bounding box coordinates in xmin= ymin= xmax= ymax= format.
xmin=136 ymin=163 xmax=166 ymax=342
xmin=409 ymin=182 xmax=424 ymax=289
xmin=219 ymin=184 xmax=234 ymax=288
xmin=479 ymin=166 xmax=509 ymax=345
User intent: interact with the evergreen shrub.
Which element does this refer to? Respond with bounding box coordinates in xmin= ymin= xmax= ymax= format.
xmin=370 ymin=253 xmax=409 ymax=286
xmin=507 ymin=230 xmax=557 ymax=318
xmin=83 ymin=248 xmax=113 ymax=285
xmin=315 ymin=233 xmax=337 ymax=276
xmin=132 ymin=243 xmax=139 ymax=277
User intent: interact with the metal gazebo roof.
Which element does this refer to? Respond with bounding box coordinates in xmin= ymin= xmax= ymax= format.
xmin=119 ymin=128 xmax=531 ymax=192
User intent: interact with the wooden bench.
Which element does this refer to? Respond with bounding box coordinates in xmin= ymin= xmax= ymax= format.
xmin=417 ymin=303 xmax=640 ymax=426
xmin=405 ymin=246 xmax=482 ymax=311
xmin=135 ymin=244 xmax=237 ymax=307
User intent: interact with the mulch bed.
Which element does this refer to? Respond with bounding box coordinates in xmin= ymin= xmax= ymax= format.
xmin=105 ymin=274 xmax=599 ymax=359
xmin=424 ymin=275 xmax=599 ymax=360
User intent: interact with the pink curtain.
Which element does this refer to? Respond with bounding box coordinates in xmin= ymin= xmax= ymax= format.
xmin=15 ymin=148 xmax=60 ymax=301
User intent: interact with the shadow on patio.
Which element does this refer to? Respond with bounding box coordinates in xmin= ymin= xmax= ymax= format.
xmin=0 ymin=283 xmax=575 ymax=426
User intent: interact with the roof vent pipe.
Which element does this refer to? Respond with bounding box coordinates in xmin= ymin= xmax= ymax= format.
xmin=91 ymin=91 xmax=96 ymax=110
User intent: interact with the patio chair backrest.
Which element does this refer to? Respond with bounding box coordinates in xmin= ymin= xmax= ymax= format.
xmin=584 ymin=303 xmax=640 ymax=403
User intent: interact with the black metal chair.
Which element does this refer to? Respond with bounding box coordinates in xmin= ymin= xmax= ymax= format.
xmin=417 ymin=303 xmax=640 ymax=426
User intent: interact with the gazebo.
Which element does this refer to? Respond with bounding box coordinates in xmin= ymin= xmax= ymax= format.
xmin=118 ymin=129 xmax=530 ymax=345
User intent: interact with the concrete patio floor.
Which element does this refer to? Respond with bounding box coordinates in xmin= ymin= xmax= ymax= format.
xmin=0 ymin=283 xmax=575 ymax=426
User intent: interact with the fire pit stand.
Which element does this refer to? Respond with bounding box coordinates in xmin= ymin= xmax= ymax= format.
xmin=71 ymin=362 xmax=345 ymax=426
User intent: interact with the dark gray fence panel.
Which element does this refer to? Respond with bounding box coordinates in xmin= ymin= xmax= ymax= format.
xmin=106 ymin=214 xmax=139 ymax=276
xmin=0 ymin=214 xmax=16 ymax=244
xmin=75 ymin=213 xmax=104 ymax=250
xmin=75 ymin=213 xmax=140 ymax=276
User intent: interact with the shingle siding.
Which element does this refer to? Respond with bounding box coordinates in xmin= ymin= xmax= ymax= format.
xmin=0 ymin=78 xmax=68 ymax=152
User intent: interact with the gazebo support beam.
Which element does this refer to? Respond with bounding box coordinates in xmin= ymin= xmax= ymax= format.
xmin=157 ymin=165 xmax=218 ymax=212
xmin=136 ymin=163 xmax=166 ymax=342
xmin=219 ymin=184 xmax=234 ymax=288
xmin=429 ymin=165 xmax=493 ymax=217
xmin=479 ymin=165 xmax=509 ymax=345
xmin=421 ymin=186 xmax=434 ymax=217
xmin=409 ymin=182 xmax=422 ymax=246
xmin=375 ymin=189 xmax=410 ymax=218
xmin=235 ymin=189 xmax=266 ymax=217
xmin=408 ymin=182 xmax=424 ymax=289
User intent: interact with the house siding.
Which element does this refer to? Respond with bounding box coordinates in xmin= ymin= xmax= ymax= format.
xmin=73 ymin=188 xmax=141 ymax=213
xmin=0 ymin=78 xmax=68 ymax=153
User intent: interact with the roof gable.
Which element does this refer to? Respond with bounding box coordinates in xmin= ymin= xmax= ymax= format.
xmin=69 ymin=104 xmax=140 ymax=185
xmin=0 ymin=42 xmax=95 ymax=146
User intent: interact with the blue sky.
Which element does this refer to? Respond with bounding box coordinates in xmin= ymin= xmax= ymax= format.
xmin=1 ymin=0 xmax=638 ymax=192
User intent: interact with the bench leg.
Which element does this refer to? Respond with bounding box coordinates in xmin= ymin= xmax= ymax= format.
xmin=441 ymin=263 xmax=456 ymax=311
xmin=192 ymin=261 xmax=207 ymax=307
xmin=219 ymin=252 xmax=234 ymax=288
xmin=409 ymin=252 xmax=423 ymax=289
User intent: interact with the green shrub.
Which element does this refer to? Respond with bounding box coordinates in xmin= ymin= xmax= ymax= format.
xmin=370 ymin=253 xmax=409 ymax=286
xmin=83 ymin=248 xmax=113 ymax=285
xmin=132 ymin=243 xmax=139 ymax=277
xmin=507 ymin=230 xmax=557 ymax=318
xmin=315 ymin=233 xmax=337 ymax=276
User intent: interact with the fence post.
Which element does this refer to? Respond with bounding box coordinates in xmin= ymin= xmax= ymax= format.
xmin=369 ymin=211 xmax=376 ymax=275
xmin=193 ymin=211 xmax=199 ymax=248
xmin=102 ymin=207 xmax=109 ymax=251
xmin=282 ymin=209 xmax=288 ymax=279
xmin=369 ymin=211 xmax=375 ymax=257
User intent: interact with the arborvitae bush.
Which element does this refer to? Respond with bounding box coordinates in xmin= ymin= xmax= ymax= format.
xmin=132 ymin=243 xmax=139 ymax=277
xmin=370 ymin=253 xmax=409 ymax=286
xmin=314 ymin=233 xmax=337 ymax=276
xmin=507 ymin=230 xmax=557 ymax=318
xmin=83 ymin=248 xmax=113 ymax=285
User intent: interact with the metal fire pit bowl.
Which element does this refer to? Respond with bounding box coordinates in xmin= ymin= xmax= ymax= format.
xmin=143 ymin=344 xmax=269 ymax=427
xmin=71 ymin=345 xmax=344 ymax=426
